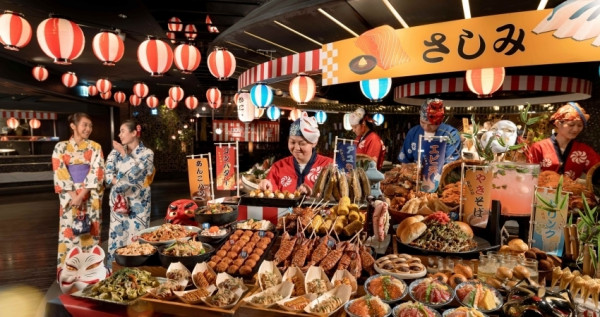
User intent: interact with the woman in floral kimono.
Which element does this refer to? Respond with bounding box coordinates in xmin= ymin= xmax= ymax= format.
xmin=52 ymin=113 xmax=105 ymax=269
xmin=528 ymin=102 xmax=600 ymax=180
xmin=105 ymin=120 xmax=154 ymax=267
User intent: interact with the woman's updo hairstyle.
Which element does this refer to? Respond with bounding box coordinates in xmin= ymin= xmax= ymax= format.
xmin=122 ymin=119 xmax=142 ymax=137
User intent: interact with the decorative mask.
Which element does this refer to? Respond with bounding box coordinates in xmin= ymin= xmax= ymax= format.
xmin=420 ymin=98 xmax=444 ymax=125
xmin=57 ymin=246 xmax=108 ymax=294
xmin=479 ymin=120 xmax=518 ymax=154
xmin=164 ymin=199 xmax=198 ymax=226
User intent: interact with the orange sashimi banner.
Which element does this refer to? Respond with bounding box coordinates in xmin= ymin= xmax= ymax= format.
xmin=322 ymin=9 xmax=600 ymax=85
xmin=187 ymin=157 xmax=211 ymax=200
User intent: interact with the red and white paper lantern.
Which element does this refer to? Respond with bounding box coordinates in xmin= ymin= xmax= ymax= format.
xmin=137 ymin=37 xmax=173 ymax=77
xmin=132 ymin=82 xmax=149 ymax=98
xmin=184 ymin=24 xmax=197 ymax=40
xmin=169 ymin=86 xmax=184 ymax=102
xmin=466 ymin=67 xmax=505 ymax=97
xmin=36 ymin=17 xmax=85 ymax=65
xmin=100 ymin=91 xmax=111 ymax=100
xmin=206 ymin=87 xmax=222 ymax=109
xmin=208 ymin=25 xmax=219 ymax=34
xmin=88 ymin=85 xmax=98 ymax=96
xmin=61 ymin=72 xmax=77 ymax=88
xmin=129 ymin=94 xmax=141 ymax=106
xmin=165 ymin=97 xmax=178 ymax=109
xmin=167 ymin=17 xmax=183 ymax=32
xmin=31 ymin=65 xmax=48 ymax=81
xmin=113 ymin=91 xmax=126 ymax=103
xmin=165 ymin=31 xmax=176 ymax=44
xmin=96 ymin=78 xmax=112 ymax=93
xmin=173 ymin=43 xmax=201 ymax=74
xmin=29 ymin=118 xmax=41 ymax=129
xmin=6 ymin=117 xmax=18 ymax=129
xmin=92 ymin=31 xmax=124 ymax=66
xmin=207 ymin=48 xmax=236 ymax=80
xmin=289 ymin=74 xmax=316 ymax=105
xmin=289 ymin=108 xmax=302 ymax=121
xmin=146 ymin=95 xmax=158 ymax=108
xmin=236 ymin=92 xmax=254 ymax=122
xmin=205 ymin=15 xmax=212 ymax=25
xmin=0 ymin=11 xmax=32 ymax=51
xmin=185 ymin=95 xmax=198 ymax=110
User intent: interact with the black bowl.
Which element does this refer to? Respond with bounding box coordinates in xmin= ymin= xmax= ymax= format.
xmin=194 ymin=205 xmax=238 ymax=226
xmin=158 ymin=242 xmax=215 ymax=270
xmin=114 ymin=246 xmax=157 ymax=267
xmin=197 ymin=227 xmax=231 ymax=244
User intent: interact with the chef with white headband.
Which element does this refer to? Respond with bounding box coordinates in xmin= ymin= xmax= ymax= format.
xmin=259 ymin=111 xmax=333 ymax=195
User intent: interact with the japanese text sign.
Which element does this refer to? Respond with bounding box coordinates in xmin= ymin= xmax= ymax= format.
xmin=418 ymin=136 xmax=447 ymax=192
xmin=216 ymin=145 xmax=237 ymax=190
xmin=532 ymin=188 xmax=569 ymax=256
xmin=462 ymin=165 xmax=493 ymax=228
xmin=321 ymin=9 xmax=600 ymax=85
xmin=187 ymin=157 xmax=211 ymax=201
xmin=335 ymin=141 xmax=357 ymax=173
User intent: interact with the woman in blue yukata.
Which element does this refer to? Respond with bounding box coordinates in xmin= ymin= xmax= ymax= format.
xmin=397 ymin=98 xmax=462 ymax=164
xmin=104 ymin=120 xmax=155 ymax=268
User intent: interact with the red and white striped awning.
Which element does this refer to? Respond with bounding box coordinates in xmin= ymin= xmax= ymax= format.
xmin=237 ymin=49 xmax=321 ymax=90
xmin=394 ymin=75 xmax=592 ymax=107
xmin=212 ymin=120 xmax=279 ymax=142
xmin=1 ymin=110 xmax=57 ymax=120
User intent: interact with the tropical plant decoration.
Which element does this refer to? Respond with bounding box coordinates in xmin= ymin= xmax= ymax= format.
xmin=578 ymin=193 xmax=600 ymax=272
xmin=535 ymin=175 xmax=569 ymax=212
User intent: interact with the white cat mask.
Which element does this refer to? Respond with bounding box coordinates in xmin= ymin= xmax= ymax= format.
xmin=57 ymin=245 xmax=108 ymax=294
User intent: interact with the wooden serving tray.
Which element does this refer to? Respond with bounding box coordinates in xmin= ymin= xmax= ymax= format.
xmin=140 ymin=284 xmax=257 ymax=317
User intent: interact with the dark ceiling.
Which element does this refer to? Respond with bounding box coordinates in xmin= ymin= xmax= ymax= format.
xmin=0 ymin=0 xmax=587 ymax=114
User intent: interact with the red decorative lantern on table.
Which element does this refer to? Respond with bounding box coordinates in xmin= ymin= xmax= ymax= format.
xmin=169 ymin=86 xmax=184 ymax=102
xmin=36 ymin=17 xmax=85 ymax=65
xmin=206 ymin=87 xmax=222 ymax=109
xmin=113 ymin=91 xmax=126 ymax=103
xmin=289 ymin=74 xmax=316 ymax=105
xmin=96 ymin=78 xmax=112 ymax=93
xmin=185 ymin=95 xmax=198 ymax=110
xmin=173 ymin=43 xmax=201 ymax=74
xmin=207 ymin=47 xmax=236 ymax=80
xmin=466 ymin=67 xmax=505 ymax=98
xmin=6 ymin=117 xmax=19 ymax=129
xmin=146 ymin=95 xmax=158 ymax=108
xmin=129 ymin=94 xmax=141 ymax=106
xmin=61 ymin=72 xmax=77 ymax=88
xmin=29 ymin=118 xmax=41 ymax=129
xmin=32 ymin=65 xmax=48 ymax=82
xmin=165 ymin=97 xmax=178 ymax=110
xmin=137 ymin=37 xmax=173 ymax=77
xmin=88 ymin=85 xmax=98 ymax=96
xmin=132 ymin=82 xmax=149 ymax=98
xmin=167 ymin=17 xmax=182 ymax=32
xmin=0 ymin=11 xmax=32 ymax=51
xmin=100 ymin=91 xmax=111 ymax=100
xmin=92 ymin=30 xmax=124 ymax=66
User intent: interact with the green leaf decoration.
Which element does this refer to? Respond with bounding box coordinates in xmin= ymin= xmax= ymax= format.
xmin=527 ymin=117 xmax=541 ymax=125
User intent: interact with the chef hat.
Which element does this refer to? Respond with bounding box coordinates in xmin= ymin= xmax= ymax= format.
xmin=289 ymin=111 xmax=320 ymax=143
xmin=420 ymin=98 xmax=444 ymax=125
xmin=550 ymin=102 xmax=589 ymax=127
xmin=349 ymin=107 xmax=366 ymax=126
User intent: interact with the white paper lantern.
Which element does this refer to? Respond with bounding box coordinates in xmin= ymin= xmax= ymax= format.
xmin=237 ymin=92 xmax=255 ymax=122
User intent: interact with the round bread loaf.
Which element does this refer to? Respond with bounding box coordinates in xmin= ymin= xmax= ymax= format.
xmin=454 ymin=221 xmax=474 ymax=238
xmin=400 ymin=222 xmax=426 ymax=244
xmin=396 ymin=215 xmax=424 ymax=237
xmin=508 ymin=238 xmax=528 ymax=252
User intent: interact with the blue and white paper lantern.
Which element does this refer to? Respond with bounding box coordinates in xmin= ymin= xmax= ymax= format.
xmin=373 ymin=113 xmax=384 ymax=126
xmin=359 ymin=77 xmax=391 ymax=102
xmin=266 ymin=105 xmax=281 ymax=121
xmin=250 ymin=83 xmax=273 ymax=108
xmin=315 ymin=110 xmax=327 ymax=124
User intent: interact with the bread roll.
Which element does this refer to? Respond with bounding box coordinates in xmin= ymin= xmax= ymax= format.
xmin=513 ymin=265 xmax=530 ymax=280
xmin=454 ymin=221 xmax=474 ymax=238
xmin=508 ymin=238 xmax=528 ymax=252
xmin=454 ymin=264 xmax=473 ymax=279
xmin=400 ymin=222 xmax=426 ymax=244
xmin=432 ymin=272 xmax=448 ymax=283
xmin=396 ymin=216 xmax=423 ymax=237
xmin=487 ymin=277 xmax=503 ymax=289
xmin=499 ymin=245 xmax=511 ymax=254
xmin=449 ymin=274 xmax=467 ymax=288
xmin=495 ymin=266 xmax=513 ymax=280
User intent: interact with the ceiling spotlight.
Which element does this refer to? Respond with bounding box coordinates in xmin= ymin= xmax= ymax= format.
xmin=195 ymin=113 xmax=200 ymax=118
xmin=215 ymin=128 xmax=223 ymax=135
xmin=171 ymin=135 xmax=176 ymax=140
xmin=118 ymin=13 xmax=127 ymax=19
xmin=183 ymin=124 xmax=188 ymax=129
xmin=201 ymin=106 xmax=206 ymax=111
